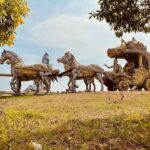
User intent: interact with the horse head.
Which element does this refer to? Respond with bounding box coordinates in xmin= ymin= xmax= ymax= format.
xmin=57 ymin=52 xmax=78 ymax=71
xmin=0 ymin=49 xmax=24 ymax=66
xmin=0 ymin=49 xmax=9 ymax=64
xmin=57 ymin=52 xmax=75 ymax=64
xmin=57 ymin=54 xmax=67 ymax=64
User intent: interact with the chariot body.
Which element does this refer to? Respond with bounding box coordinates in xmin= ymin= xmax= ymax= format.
xmin=103 ymin=40 xmax=150 ymax=91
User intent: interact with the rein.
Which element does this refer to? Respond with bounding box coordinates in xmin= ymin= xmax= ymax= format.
xmin=58 ymin=68 xmax=74 ymax=77
xmin=45 ymin=68 xmax=74 ymax=78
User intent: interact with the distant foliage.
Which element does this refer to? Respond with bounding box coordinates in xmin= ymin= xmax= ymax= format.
xmin=0 ymin=0 xmax=29 ymax=46
xmin=90 ymin=0 xmax=150 ymax=37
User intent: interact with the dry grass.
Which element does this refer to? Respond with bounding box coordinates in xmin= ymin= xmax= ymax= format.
xmin=0 ymin=92 xmax=150 ymax=150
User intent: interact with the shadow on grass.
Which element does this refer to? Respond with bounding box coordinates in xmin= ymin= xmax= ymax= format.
xmin=1 ymin=114 xmax=149 ymax=150
xmin=43 ymin=115 xmax=150 ymax=150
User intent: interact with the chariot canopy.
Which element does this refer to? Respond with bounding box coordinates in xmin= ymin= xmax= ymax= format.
xmin=107 ymin=40 xmax=150 ymax=72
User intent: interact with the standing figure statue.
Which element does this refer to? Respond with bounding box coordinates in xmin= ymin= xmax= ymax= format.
xmin=104 ymin=58 xmax=122 ymax=73
xmin=42 ymin=52 xmax=49 ymax=65
xmin=40 ymin=52 xmax=51 ymax=91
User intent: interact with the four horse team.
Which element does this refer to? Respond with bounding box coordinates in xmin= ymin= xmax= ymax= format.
xmin=0 ymin=38 xmax=150 ymax=95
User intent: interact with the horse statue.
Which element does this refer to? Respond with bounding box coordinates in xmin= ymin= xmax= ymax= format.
xmin=57 ymin=52 xmax=105 ymax=92
xmin=0 ymin=50 xmax=59 ymax=95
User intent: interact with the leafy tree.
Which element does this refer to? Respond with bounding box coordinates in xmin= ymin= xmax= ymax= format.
xmin=90 ymin=0 xmax=150 ymax=37
xmin=0 ymin=0 xmax=29 ymax=46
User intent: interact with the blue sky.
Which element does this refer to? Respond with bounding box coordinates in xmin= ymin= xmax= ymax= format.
xmin=0 ymin=0 xmax=149 ymax=92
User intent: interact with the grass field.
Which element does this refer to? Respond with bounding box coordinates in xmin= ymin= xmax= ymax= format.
xmin=0 ymin=92 xmax=150 ymax=150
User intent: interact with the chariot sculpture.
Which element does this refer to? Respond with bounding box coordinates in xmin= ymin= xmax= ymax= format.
xmin=0 ymin=38 xmax=150 ymax=95
xmin=103 ymin=38 xmax=150 ymax=91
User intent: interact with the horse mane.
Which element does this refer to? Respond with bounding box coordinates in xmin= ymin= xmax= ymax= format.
xmin=70 ymin=53 xmax=76 ymax=61
xmin=69 ymin=53 xmax=80 ymax=66
xmin=6 ymin=50 xmax=24 ymax=62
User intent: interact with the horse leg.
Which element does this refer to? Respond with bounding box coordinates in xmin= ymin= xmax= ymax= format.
xmin=70 ymin=73 xmax=78 ymax=93
xmin=18 ymin=81 xmax=21 ymax=94
xmin=43 ymin=78 xmax=50 ymax=95
xmin=89 ymin=82 xmax=92 ymax=92
xmin=72 ymin=78 xmax=78 ymax=88
xmin=72 ymin=83 xmax=76 ymax=93
xmin=34 ymin=80 xmax=40 ymax=95
xmin=93 ymin=82 xmax=96 ymax=92
xmin=39 ymin=72 xmax=50 ymax=95
xmin=12 ymin=80 xmax=16 ymax=92
xmin=91 ymin=77 xmax=96 ymax=92
xmin=84 ymin=78 xmax=89 ymax=92
xmin=96 ymin=74 xmax=104 ymax=91
xmin=67 ymin=77 xmax=72 ymax=92
xmin=10 ymin=71 xmax=17 ymax=93
xmin=16 ymin=79 xmax=21 ymax=96
xmin=71 ymin=69 xmax=79 ymax=89
xmin=71 ymin=77 xmax=78 ymax=93
xmin=10 ymin=77 xmax=16 ymax=92
xmin=49 ymin=79 xmax=51 ymax=92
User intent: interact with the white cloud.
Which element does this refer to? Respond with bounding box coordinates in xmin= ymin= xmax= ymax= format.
xmin=27 ymin=15 xmax=118 ymax=64
xmin=27 ymin=14 xmax=150 ymax=64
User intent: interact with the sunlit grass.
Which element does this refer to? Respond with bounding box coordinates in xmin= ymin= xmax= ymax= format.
xmin=0 ymin=92 xmax=150 ymax=149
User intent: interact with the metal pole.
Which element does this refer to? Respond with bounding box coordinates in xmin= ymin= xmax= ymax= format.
xmin=0 ymin=74 xmax=12 ymax=77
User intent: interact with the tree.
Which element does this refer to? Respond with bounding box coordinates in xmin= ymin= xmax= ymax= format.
xmin=90 ymin=0 xmax=150 ymax=37
xmin=0 ymin=0 xmax=29 ymax=46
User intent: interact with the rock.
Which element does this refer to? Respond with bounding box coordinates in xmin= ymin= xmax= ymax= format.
xmin=31 ymin=142 xmax=42 ymax=150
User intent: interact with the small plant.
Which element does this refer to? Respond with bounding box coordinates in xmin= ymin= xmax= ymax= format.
xmin=105 ymin=92 xmax=124 ymax=104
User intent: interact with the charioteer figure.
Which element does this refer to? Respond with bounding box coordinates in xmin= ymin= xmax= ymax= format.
xmin=104 ymin=58 xmax=122 ymax=73
xmin=123 ymin=60 xmax=135 ymax=75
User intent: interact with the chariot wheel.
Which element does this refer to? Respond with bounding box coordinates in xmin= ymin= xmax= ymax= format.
xmin=118 ymin=81 xmax=129 ymax=91
xmin=144 ymin=79 xmax=150 ymax=91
